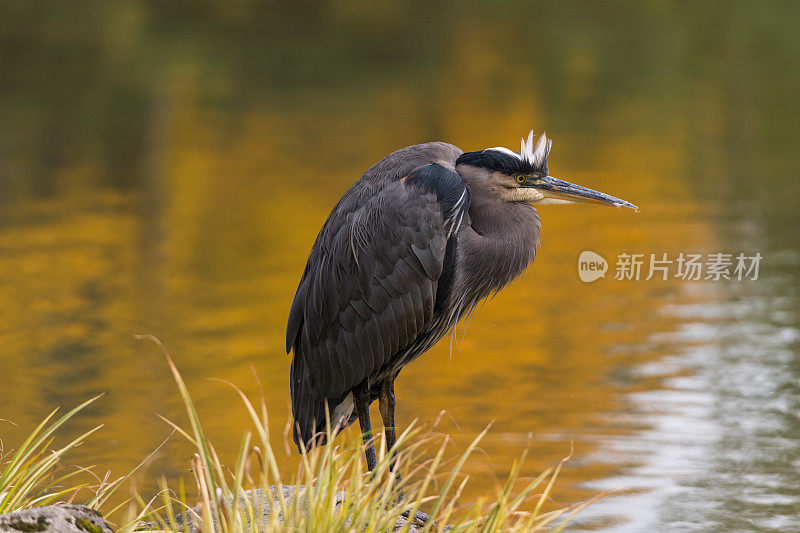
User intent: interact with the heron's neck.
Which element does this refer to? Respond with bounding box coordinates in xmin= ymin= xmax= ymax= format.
xmin=458 ymin=194 xmax=541 ymax=298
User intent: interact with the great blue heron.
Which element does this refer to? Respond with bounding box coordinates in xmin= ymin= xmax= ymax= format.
xmin=286 ymin=131 xmax=636 ymax=485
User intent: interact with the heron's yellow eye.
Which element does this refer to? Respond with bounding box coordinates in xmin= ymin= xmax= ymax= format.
xmin=515 ymin=175 xmax=526 ymax=184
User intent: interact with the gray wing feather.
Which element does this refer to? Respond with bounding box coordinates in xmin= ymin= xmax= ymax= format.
xmin=287 ymin=153 xmax=467 ymax=403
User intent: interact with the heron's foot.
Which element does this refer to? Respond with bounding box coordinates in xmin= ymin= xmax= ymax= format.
xmin=400 ymin=508 xmax=432 ymax=527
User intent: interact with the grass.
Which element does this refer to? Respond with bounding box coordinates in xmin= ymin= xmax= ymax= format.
xmin=0 ymin=396 xmax=156 ymax=524
xmin=0 ymin=337 xmax=600 ymax=531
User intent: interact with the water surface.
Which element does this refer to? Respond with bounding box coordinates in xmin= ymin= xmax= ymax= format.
xmin=1 ymin=2 xmax=799 ymax=530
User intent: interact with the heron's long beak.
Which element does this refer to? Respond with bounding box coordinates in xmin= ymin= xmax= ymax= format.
xmin=525 ymin=176 xmax=638 ymax=210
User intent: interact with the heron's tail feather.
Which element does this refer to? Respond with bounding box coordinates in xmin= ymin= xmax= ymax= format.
xmin=290 ymin=358 xmax=357 ymax=451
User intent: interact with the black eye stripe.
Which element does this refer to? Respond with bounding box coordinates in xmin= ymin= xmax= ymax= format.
xmin=456 ymin=150 xmax=536 ymax=175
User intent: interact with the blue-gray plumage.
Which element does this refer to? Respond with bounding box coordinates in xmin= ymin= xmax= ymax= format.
xmin=286 ymin=132 xmax=636 ymax=488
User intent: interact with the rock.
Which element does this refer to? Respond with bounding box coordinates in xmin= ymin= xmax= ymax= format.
xmin=137 ymin=485 xmax=430 ymax=532
xmin=0 ymin=505 xmax=114 ymax=533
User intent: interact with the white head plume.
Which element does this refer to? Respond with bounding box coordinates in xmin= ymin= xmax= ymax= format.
xmin=520 ymin=130 xmax=552 ymax=171
xmin=481 ymin=130 xmax=553 ymax=173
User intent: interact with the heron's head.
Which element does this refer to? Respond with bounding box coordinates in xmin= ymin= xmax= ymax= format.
xmin=455 ymin=131 xmax=637 ymax=210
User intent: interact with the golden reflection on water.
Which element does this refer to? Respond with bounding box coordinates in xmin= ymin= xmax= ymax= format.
xmin=0 ymin=95 xmax=716 ymax=512
xmin=3 ymin=2 xmax=799 ymax=527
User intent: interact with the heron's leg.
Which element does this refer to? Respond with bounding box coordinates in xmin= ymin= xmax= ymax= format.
xmin=353 ymin=382 xmax=377 ymax=471
xmin=379 ymin=375 xmax=430 ymax=526
xmin=378 ymin=375 xmax=402 ymax=489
